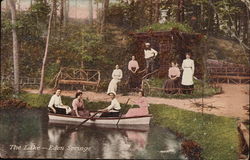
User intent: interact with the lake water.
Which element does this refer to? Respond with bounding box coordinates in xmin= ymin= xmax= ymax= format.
xmin=0 ymin=108 xmax=186 ymax=159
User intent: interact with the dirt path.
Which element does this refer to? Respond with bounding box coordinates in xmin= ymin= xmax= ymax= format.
xmin=24 ymin=84 xmax=249 ymax=120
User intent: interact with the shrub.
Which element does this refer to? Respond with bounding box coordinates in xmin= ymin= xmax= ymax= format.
xmin=136 ymin=21 xmax=193 ymax=33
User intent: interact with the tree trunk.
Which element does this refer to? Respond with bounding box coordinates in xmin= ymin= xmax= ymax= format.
xmin=63 ymin=0 xmax=69 ymax=27
xmin=176 ymin=0 xmax=181 ymax=22
xmin=154 ymin=0 xmax=160 ymax=23
xmin=7 ymin=0 xmax=20 ymax=94
xmin=60 ymin=0 xmax=64 ymax=27
xmin=243 ymin=6 xmax=249 ymax=44
xmin=100 ymin=0 xmax=109 ymax=34
xmin=180 ymin=0 xmax=184 ymax=22
xmin=89 ymin=0 xmax=93 ymax=25
xmin=52 ymin=0 xmax=57 ymax=31
xmin=207 ymin=5 xmax=215 ymax=34
xmin=149 ymin=0 xmax=153 ymax=24
xmin=215 ymin=13 xmax=220 ymax=32
xmin=17 ymin=0 xmax=21 ymax=11
xmin=39 ymin=0 xmax=54 ymax=94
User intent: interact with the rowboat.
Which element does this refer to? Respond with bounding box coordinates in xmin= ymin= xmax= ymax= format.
xmin=49 ymin=121 xmax=150 ymax=132
xmin=48 ymin=113 xmax=152 ymax=125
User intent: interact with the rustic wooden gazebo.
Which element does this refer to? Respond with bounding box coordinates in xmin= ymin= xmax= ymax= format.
xmin=130 ymin=28 xmax=204 ymax=79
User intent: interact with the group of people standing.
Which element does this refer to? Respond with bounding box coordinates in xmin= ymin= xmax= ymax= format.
xmin=164 ymin=52 xmax=195 ymax=94
xmin=106 ymin=42 xmax=195 ymax=95
xmin=106 ymin=42 xmax=158 ymax=95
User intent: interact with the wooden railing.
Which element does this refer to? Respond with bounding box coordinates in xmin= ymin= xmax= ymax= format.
xmin=207 ymin=67 xmax=250 ymax=84
xmin=1 ymin=75 xmax=40 ymax=87
xmin=54 ymin=67 xmax=101 ymax=91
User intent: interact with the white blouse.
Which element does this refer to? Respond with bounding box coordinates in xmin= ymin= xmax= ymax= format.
xmin=106 ymin=98 xmax=121 ymax=112
xmin=144 ymin=48 xmax=158 ymax=59
xmin=112 ymin=69 xmax=123 ymax=80
xmin=48 ymin=95 xmax=63 ymax=108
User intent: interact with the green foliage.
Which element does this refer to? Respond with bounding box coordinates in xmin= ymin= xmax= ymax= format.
xmin=18 ymin=92 xmax=52 ymax=108
xmin=1 ymin=1 xmax=50 ymax=78
xmin=147 ymin=78 xmax=221 ymax=99
xmin=0 ymin=82 xmax=15 ymax=100
xmin=106 ymin=1 xmax=156 ymax=30
xmin=150 ymin=104 xmax=239 ymax=160
xmin=137 ymin=21 xmax=193 ymax=33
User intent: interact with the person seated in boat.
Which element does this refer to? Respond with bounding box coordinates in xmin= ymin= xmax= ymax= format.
xmin=163 ymin=61 xmax=181 ymax=94
xmin=125 ymin=91 xmax=149 ymax=117
xmin=98 ymin=92 xmax=121 ymax=117
xmin=48 ymin=89 xmax=72 ymax=115
xmin=71 ymin=91 xmax=90 ymax=117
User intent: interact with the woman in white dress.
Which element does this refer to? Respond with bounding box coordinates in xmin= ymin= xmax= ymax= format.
xmin=48 ymin=89 xmax=72 ymax=114
xmin=107 ymin=65 xmax=123 ymax=94
xmin=181 ymin=53 xmax=195 ymax=94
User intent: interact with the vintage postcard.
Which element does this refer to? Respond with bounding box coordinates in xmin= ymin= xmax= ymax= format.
xmin=0 ymin=0 xmax=249 ymax=159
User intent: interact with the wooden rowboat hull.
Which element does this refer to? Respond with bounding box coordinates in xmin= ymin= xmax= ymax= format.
xmin=48 ymin=113 xmax=152 ymax=125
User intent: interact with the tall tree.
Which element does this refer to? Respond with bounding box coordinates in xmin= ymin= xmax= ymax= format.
xmin=154 ymin=0 xmax=160 ymax=23
xmin=63 ymin=0 xmax=69 ymax=27
xmin=100 ymin=0 xmax=109 ymax=33
xmin=60 ymin=0 xmax=64 ymax=27
xmin=52 ymin=0 xmax=57 ymax=30
xmin=7 ymin=0 xmax=20 ymax=94
xmin=89 ymin=0 xmax=93 ymax=25
xmin=39 ymin=0 xmax=54 ymax=94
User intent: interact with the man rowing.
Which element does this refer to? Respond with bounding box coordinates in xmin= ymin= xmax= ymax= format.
xmin=98 ymin=92 xmax=121 ymax=117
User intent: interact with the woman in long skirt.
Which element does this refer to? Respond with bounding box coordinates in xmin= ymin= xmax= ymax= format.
xmin=164 ymin=62 xmax=181 ymax=94
xmin=181 ymin=52 xmax=195 ymax=94
xmin=128 ymin=56 xmax=141 ymax=89
xmin=107 ymin=65 xmax=123 ymax=94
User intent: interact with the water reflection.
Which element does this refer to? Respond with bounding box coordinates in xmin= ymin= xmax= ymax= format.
xmin=0 ymin=109 xmax=186 ymax=159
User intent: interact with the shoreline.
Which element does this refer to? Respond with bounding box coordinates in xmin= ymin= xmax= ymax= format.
xmin=23 ymin=83 xmax=249 ymax=120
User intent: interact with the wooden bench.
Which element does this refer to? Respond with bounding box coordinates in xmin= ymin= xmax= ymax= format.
xmin=54 ymin=68 xmax=101 ymax=91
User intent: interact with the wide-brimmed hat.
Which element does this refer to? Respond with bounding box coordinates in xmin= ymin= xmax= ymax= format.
xmin=145 ymin=42 xmax=150 ymax=46
xmin=108 ymin=92 xmax=116 ymax=96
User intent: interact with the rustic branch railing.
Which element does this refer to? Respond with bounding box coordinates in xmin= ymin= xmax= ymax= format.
xmin=207 ymin=67 xmax=250 ymax=84
xmin=1 ymin=75 xmax=40 ymax=87
xmin=54 ymin=67 xmax=101 ymax=91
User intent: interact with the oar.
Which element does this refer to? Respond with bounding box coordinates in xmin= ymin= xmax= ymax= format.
xmin=67 ymin=111 xmax=103 ymax=132
xmin=116 ymin=98 xmax=131 ymax=126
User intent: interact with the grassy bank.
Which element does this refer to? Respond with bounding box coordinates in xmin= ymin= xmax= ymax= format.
xmin=149 ymin=105 xmax=239 ymax=160
xmin=18 ymin=92 xmax=239 ymax=160
xmin=147 ymin=78 xmax=221 ymax=99
xmin=17 ymin=92 xmax=137 ymax=113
